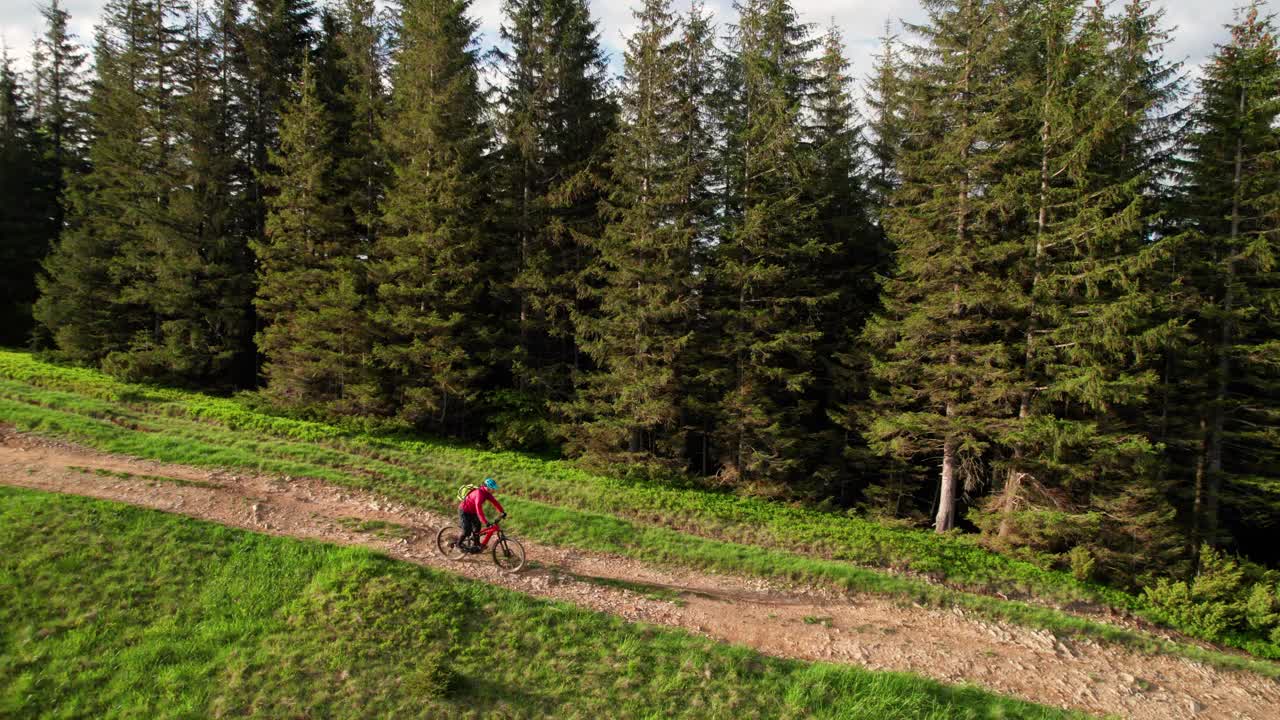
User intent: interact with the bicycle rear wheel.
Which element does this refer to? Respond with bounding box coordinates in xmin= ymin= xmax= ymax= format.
xmin=492 ymin=536 xmax=526 ymax=573
xmin=436 ymin=526 xmax=466 ymax=561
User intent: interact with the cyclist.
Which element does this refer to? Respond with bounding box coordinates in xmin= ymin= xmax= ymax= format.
xmin=458 ymin=477 xmax=505 ymax=553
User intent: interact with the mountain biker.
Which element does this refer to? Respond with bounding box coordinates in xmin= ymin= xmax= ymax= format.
xmin=458 ymin=477 xmax=505 ymax=553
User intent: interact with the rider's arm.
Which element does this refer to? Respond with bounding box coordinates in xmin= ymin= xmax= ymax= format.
xmin=489 ymin=494 xmax=505 ymax=517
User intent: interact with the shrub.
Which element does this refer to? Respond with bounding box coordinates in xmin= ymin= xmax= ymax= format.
xmin=1145 ymin=578 xmax=1236 ymax=639
xmin=403 ymin=650 xmax=456 ymax=698
xmin=1067 ymin=546 xmax=1095 ymax=582
xmin=1144 ymin=546 xmax=1280 ymax=648
xmin=1245 ymin=582 xmax=1280 ymax=634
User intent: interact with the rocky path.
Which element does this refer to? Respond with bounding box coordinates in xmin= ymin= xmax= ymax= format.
xmin=1 ymin=427 xmax=1275 ymax=719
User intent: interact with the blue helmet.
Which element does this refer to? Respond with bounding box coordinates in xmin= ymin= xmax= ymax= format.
xmin=484 ymin=477 xmax=499 ymax=491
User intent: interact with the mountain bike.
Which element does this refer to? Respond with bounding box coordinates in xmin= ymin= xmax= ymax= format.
xmin=437 ymin=513 xmax=526 ymax=573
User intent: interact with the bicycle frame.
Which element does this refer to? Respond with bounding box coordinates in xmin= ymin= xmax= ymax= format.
xmin=475 ymin=520 xmax=504 ymax=549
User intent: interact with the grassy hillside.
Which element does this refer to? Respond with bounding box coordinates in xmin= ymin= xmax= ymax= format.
xmin=0 ymin=487 xmax=1086 ymax=719
xmin=1 ymin=350 xmax=1277 ymax=673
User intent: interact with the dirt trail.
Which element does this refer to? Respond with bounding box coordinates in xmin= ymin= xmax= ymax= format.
xmin=1 ymin=428 xmax=1276 ymax=719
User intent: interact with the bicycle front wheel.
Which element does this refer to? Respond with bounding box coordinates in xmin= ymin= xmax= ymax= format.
xmin=492 ymin=536 xmax=526 ymax=573
xmin=436 ymin=526 xmax=466 ymax=561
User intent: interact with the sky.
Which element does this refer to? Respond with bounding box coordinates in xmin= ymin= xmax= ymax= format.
xmin=1 ymin=0 xmax=1273 ymax=92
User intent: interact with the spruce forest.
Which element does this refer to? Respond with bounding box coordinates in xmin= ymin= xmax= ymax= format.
xmin=3 ymin=0 xmax=1279 ymax=593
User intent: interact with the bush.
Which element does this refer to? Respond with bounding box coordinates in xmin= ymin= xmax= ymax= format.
xmin=1067 ymin=546 xmax=1095 ymax=582
xmin=1144 ymin=546 xmax=1280 ymax=648
xmin=403 ymin=650 xmax=456 ymax=699
xmin=1145 ymin=578 xmax=1236 ymax=639
xmin=1246 ymin=582 xmax=1280 ymax=634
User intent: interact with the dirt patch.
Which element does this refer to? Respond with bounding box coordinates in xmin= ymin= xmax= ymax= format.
xmin=0 ymin=426 xmax=1276 ymax=719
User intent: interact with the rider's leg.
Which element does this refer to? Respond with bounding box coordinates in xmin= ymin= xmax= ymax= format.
xmin=468 ymin=514 xmax=483 ymax=551
xmin=460 ymin=511 xmax=480 ymax=550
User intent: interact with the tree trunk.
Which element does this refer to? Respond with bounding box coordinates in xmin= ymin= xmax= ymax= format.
xmin=944 ymin=22 xmax=973 ymax=537
xmin=998 ymin=467 xmax=1024 ymax=538
xmin=937 ymin=403 xmax=958 ymax=533
xmin=1190 ymin=414 xmax=1209 ymax=574
xmin=518 ymin=177 xmax=530 ymax=390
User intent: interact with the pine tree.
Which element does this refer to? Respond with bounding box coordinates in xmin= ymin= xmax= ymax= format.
xmin=1103 ymin=0 xmax=1185 ymax=192
xmin=673 ymin=0 xmax=718 ymax=238
xmin=707 ymin=0 xmax=831 ymax=488
xmin=674 ymin=0 xmax=722 ymax=474
xmin=314 ymin=0 xmax=387 ymax=251
xmin=1095 ymin=1 xmax=1187 ymax=460
xmin=864 ymin=22 xmax=907 ymax=211
xmin=312 ymin=8 xmax=351 ymax=155
xmin=35 ymin=0 xmax=157 ymax=364
xmin=0 ymin=52 xmax=51 ymax=344
xmin=152 ymin=0 xmax=255 ymax=383
xmin=1179 ymin=2 xmax=1280 ymax=559
xmin=17 ymin=0 xmax=88 ymax=346
xmin=39 ymin=0 xmax=248 ymax=384
xmin=254 ymin=55 xmax=373 ymax=411
xmin=293 ymin=0 xmax=386 ymax=408
xmin=807 ymin=23 xmax=882 ymax=496
xmin=212 ymin=0 xmax=259 ymax=383
xmin=334 ymin=0 xmax=386 ymax=249
xmin=30 ymin=0 xmax=89 ymax=231
xmin=809 ymin=24 xmax=871 ymax=294
xmin=36 ymin=0 xmax=249 ymax=383
xmin=1066 ymin=0 xmax=1197 ymax=573
xmin=491 ymin=0 xmax=616 ymax=447
xmin=984 ymin=0 xmax=1181 ymax=575
xmin=567 ymin=0 xmax=712 ymax=464
xmin=862 ymin=0 xmax=1025 ymax=532
xmin=371 ymin=0 xmax=491 ymax=432
xmin=241 ymin=0 xmax=316 ymax=240
xmin=837 ymin=23 xmax=910 ymax=511
xmin=102 ymin=0 xmax=238 ymax=383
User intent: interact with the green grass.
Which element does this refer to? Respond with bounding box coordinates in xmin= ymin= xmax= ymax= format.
xmin=1 ymin=349 xmax=1278 ymax=674
xmin=0 ymin=349 xmax=1119 ymax=605
xmin=0 ymin=487 xmax=1089 ymax=720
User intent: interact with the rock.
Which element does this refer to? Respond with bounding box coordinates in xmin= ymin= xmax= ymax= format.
xmin=1186 ymin=698 xmax=1204 ymax=715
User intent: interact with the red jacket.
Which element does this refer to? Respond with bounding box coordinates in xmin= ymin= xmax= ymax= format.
xmin=459 ymin=486 xmax=504 ymax=525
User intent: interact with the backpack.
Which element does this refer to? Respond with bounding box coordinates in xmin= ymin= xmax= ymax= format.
xmin=455 ymin=484 xmax=479 ymax=503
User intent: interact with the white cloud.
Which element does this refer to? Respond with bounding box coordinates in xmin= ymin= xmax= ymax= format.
xmin=2 ymin=0 xmax=98 ymax=72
